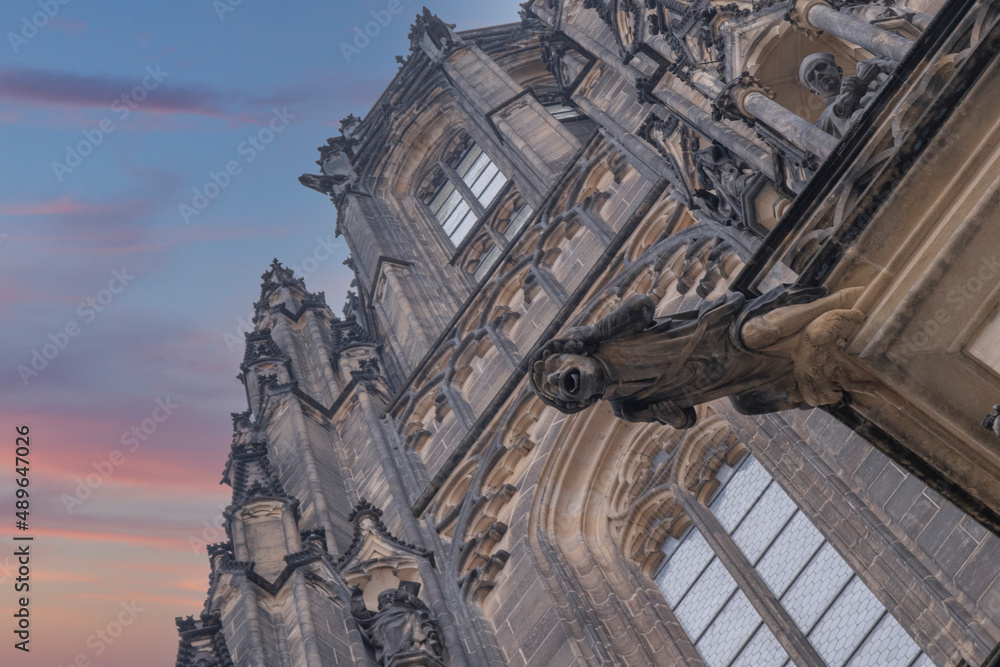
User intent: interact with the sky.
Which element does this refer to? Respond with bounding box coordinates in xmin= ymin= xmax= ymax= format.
xmin=0 ymin=1 xmax=523 ymax=665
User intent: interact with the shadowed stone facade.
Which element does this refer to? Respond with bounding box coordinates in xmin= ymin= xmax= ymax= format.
xmin=177 ymin=2 xmax=1000 ymax=665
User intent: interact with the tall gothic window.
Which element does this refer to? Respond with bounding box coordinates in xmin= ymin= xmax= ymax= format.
xmin=428 ymin=143 xmax=509 ymax=247
xmin=655 ymin=454 xmax=931 ymax=667
xmin=472 ymin=200 xmax=533 ymax=282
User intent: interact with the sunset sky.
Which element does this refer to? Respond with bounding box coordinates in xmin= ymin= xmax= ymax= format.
xmin=0 ymin=2 xmax=522 ymax=664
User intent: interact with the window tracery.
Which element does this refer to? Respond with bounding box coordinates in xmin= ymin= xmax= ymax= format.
xmin=655 ymin=451 xmax=930 ymax=667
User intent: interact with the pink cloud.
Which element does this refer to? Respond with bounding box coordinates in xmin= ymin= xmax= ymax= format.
xmin=0 ymin=195 xmax=118 ymax=217
xmin=48 ymin=15 xmax=87 ymax=35
xmin=36 ymin=526 xmax=197 ymax=552
xmin=0 ymin=66 xmax=231 ymax=118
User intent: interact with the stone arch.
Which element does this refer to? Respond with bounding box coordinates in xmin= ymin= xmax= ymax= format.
xmin=372 ymin=94 xmax=468 ymax=200
xmin=573 ymin=223 xmax=754 ymax=328
xmin=669 ymin=408 xmax=744 ymax=498
xmin=430 ymin=457 xmax=480 ymax=539
xmin=397 ymin=376 xmax=445 ymax=455
xmin=526 ymin=401 xmax=705 ymax=664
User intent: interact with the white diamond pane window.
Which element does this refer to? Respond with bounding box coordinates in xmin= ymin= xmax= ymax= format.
xmin=652 ymin=452 xmax=930 ymax=666
xmin=655 ymin=528 xmax=714 ymax=606
xmin=429 ymin=143 xmax=510 ymax=247
xmin=673 ymin=557 xmax=737 ymax=639
xmin=731 ymin=625 xmax=788 ymax=667
xmin=697 ymin=589 xmax=765 ymax=667
xmin=473 ymin=245 xmax=501 ymax=282
xmin=471 ymin=202 xmax=534 ymax=282
xmin=808 ymin=576 xmax=885 ymax=666
xmin=846 ymin=613 xmax=922 ymax=667
xmin=544 ymin=102 xmax=584 ymax=121
xmin=506 ymin=202 xmax=533 ymax=239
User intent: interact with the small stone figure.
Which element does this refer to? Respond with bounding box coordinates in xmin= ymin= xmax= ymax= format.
xmin=410 ymin=7 xmax=459 ymax=54
xmin=800 ymin=52 xmax=894 ymax=139
xmin=530 ymin=285 xmax=877 ymax=428
xmin=693 ymin=144 xmax=756 ymax=225
xmin=351 ymin=582 xmax=444 ymax=666
xmin=982 ymin=404 xmax=1000 ymax=437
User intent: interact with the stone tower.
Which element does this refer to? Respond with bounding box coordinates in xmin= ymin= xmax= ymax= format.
xmin=179 ymin=2 xmax=1000 ymax=665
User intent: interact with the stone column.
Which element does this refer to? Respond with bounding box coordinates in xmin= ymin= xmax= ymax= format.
xmin=290 ymin=570 xmax=325 ymax=667
xmin=716 ymin=75 xmax=839 ymax=159
xmin=653 ymin=86 xmax=779 ymax=179
xmin=789 ymin=0 xmax=914 ymax=62
xmin=354 ymin=381 xmax=476 ymax=667
xmin=281 ymin=505 xmax=303 ymax=552
xmin=304 ymin=309 xmax=341 ymax=402
xmin=238 ymin=579 xmax=268 ymax=667
xmin=743 ymin=93 xmax=839 ymax=158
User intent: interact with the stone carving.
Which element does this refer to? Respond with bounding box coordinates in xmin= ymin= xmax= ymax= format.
xmin=800 ymin=52 xmax=893 ymax=139
xmin=982 ymin=404 xmax=1000 ymax=437
xmin=530 ymin=285 xmax=876 ymax=427
xmin=693 ymin=144 xmax=756 ymax=226
xmin=410 ymin=7 xmax=460 ymax=54
xmin=351 ymin=582 xmax=445 ymax=666
xmin=298 ymin=172 xmax=349 ymax=196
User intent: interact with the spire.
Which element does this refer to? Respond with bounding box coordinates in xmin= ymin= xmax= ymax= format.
xmin=252 ymin=259 xmax=327 ymax=323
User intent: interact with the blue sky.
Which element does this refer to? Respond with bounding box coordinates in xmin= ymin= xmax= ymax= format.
xmin=0 ymin=1 xmax=523 ymax=664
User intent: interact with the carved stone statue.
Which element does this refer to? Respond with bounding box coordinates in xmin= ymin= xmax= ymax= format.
xmin=351 ymin=582 xmax=444 ymax=666
xmin=530 ymin=285 xmax=876 ymax=428
xmin=982 ymin=404 xmax=1000 ymax=437
xmin=300 ymin=137 xmax=357 ymax=200
xmin=410 ymin=7 xmax=460 ymax=54
xmin=693 ymin=144 xmax=756 ymax=225
xmin=800 ymin=52 xmax=893 ymax=139
xmin=298 ymin=173 xmax=350 ymax=197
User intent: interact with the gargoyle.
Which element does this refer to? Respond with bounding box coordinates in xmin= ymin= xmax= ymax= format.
xmin=530 ymin=285 xmax=875 ymax=427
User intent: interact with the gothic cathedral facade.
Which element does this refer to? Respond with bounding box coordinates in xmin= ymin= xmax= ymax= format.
xmin=176 ymin=1 xmax=1000 ymax=665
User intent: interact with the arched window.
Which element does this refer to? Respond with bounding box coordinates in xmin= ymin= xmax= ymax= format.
xmin=656 ymin=453 xmax=931 ymax=667
xmin=428 ymin=143 xmax=510 ymax=246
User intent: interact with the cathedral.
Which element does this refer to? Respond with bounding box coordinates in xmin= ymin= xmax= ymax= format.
xmin=175 ymin=1 xmax=1000 ymax=665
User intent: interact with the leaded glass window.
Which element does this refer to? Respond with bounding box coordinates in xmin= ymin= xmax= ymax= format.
xmin=428 ymin=144 xmax=509 ymax=246
xmin=654 ymin=454 xmax=929 ymax=667
xmin=472 ymin=201 xmax=533 ymax=282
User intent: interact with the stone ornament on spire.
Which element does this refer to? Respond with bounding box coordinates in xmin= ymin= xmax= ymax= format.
xmin=408 ymin=7 xmax=462 ymax=61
